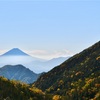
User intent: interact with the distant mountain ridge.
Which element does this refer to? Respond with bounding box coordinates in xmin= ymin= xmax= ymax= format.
xmin=26 ymin=56 xmax=69 ymax=73
xmin=34 ymin=41 xmax=100 ymax=100
xmin=0 ymin=65 xmax=40 ymax=84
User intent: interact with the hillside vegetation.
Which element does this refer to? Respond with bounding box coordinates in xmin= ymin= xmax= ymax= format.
xmin=34 ymin=41 xmax=100 ymax=100
xmin=0 ymin=76 xmax=53 ymax=100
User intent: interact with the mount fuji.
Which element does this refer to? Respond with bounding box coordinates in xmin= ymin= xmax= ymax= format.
xmin=2 ymin=48 xmax=29 ymax=56
xmin=0 ymin=48 xmax=44 ymax=71
xmin=1 ymin=48 xmax=42 ymax=61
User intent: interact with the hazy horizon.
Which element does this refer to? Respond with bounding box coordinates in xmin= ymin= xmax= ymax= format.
xmin=0 ymin=0 xmax=100 ymax=59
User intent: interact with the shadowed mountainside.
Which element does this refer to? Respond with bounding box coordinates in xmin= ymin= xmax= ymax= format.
xmin=34 ymin=41 xmax=100 ymax=100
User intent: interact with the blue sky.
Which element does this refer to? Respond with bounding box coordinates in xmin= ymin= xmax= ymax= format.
xmin=0 ymin=0 xmax=100 ymax=59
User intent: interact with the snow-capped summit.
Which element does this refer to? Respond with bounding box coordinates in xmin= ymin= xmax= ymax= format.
xmin=2 ymin=48 xmax=29 ymax=56
xmin=0 ymin=48 xmax=40 ymax=68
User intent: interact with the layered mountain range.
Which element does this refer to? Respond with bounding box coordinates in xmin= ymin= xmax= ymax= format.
xmin=0 ymin=48 xmax=69 ymax=73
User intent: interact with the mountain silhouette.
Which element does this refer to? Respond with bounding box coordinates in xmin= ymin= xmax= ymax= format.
xmin=0 ymin=48 xmax=37 ymax=67
xmin=2 ymin=48 xmax=29 ymax=56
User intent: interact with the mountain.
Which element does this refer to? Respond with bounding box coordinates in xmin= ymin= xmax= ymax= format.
xmin=0 ymin=48 xmax=46 ymax=73
xmin=2 ymin=48 xmax=29 ymax=56
xmin=0 ymin=48 xmax=39 ymax=66
xmin=0 ymin=48 xmax=43 ymax=65
xmin=34 ymin=41 xmax=100 ymax=100
xmin=0 ymin=48 xmax=69 ymax=73
xmin=0 ymin=65 xmax=40 ymax=84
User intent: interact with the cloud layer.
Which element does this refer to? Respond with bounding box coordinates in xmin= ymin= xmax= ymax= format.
xmin=0 ymin=49 xmax=74 ymax=60
xmin=26 ymin=49 xmax=74 ymax=59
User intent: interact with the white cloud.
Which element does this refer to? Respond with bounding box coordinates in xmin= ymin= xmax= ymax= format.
xmin=26 ymin=49 xmax=74 ymax=60
xmin=27 ymin=50 xmax=47 ymax=55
